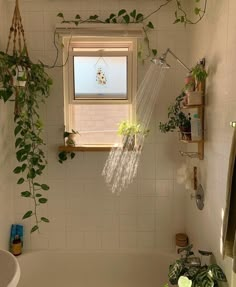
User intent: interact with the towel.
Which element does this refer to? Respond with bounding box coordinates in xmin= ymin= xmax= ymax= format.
xmin=222 ymin=129 xmax=236 ymax=272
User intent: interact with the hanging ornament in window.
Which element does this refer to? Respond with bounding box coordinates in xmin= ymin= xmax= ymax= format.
xmin=96 ymin=66 xmax=107 ymax=86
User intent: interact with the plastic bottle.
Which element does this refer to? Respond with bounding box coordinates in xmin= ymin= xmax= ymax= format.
xmin=191 ymin=114 xmax=202 ymax=141
xmin=11 ymin=235 xmax=22 ymax=256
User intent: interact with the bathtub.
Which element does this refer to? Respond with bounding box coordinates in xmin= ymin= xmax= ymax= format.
xmin=17 ymin=251 xmax=174 ymax=287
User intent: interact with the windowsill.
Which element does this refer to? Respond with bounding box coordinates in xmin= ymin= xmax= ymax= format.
xmin=58 ymin=145 xmax=113 ymax=152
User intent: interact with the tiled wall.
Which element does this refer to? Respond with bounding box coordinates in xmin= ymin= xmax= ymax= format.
xmin=0 ymin=0 xmax=15 ymax=250
xmin=3 ymin=0 xmax=190 ymax=251
xmin=185 ymin=0 xmax=236 ymax=283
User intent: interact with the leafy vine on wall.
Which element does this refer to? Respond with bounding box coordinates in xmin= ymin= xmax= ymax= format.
xmin=56 ymin=0 xmax=208 ymax=63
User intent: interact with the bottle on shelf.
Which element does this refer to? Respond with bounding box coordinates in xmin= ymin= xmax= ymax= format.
xmin=191 ymin=113 xmax=202 ymax=141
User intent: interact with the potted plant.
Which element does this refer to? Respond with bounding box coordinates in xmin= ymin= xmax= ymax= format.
xmin=159 ymin=92 xmax=191 ymax=140
xmin=184 ymin=62 xmax=208 ymax=105
xmin=118 ymin=120 xmax=149 ymax=150
xmin=167 ymin=244 xmax=227 ymax=287
xmin=0 ymin=50 xmax=52 ymax=233
xmin=191 ymin=62 xmax=208 ymax=92
xmin=64 ymin=129 xmax=80 ymax=147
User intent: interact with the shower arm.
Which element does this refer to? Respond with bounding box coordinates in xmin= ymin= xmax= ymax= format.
xmin=162 ymin=48 xmax=191 ymax=73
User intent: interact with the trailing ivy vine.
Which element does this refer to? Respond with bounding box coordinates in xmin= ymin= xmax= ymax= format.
xmin=56 ymin=0 xmax=208 ymax=62
xmin=0 ymin=51 xmax=52 ymax=233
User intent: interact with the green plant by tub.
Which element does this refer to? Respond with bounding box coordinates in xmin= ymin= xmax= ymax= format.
xmin=167 ymin=244 xmax=227 ymax=287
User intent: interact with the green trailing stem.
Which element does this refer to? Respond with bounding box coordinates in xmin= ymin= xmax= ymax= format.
xmin=0 ymin=50 xmax=52 ymax=233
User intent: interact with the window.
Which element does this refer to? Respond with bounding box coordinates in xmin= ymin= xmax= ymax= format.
xmin=63 ymin=36 xmax=137 ymax=147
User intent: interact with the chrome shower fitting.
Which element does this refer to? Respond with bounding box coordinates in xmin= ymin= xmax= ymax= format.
xmin=152 ymin=48 xmax=191 ymax=72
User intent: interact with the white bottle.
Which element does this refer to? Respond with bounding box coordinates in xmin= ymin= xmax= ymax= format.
xmin=191 ymin=113 xmax=202 ymax=141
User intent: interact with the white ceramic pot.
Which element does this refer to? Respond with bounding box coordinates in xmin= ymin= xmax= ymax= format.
xmin=12 ymin=66 xmax=27 ymax=87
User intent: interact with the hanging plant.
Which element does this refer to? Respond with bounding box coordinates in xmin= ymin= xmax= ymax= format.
xmin=0 ymin=0 xmax=52 ymax=233
xmin=0 ymin=50 xmax=52 ymax=233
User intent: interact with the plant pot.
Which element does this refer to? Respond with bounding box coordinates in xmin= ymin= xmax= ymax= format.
xmin=179 ymin=126 xmax=191 ymax=141
xmin=186 ymin=91 xmax=202 ymax=105
xmin=12 ymin=66 xmax=27 ymax=87
xmin=66 ymin=133 xmax=77 ymax=147
xmin=122 ymin=135 xmax=135 ymax=150
xmin=184 ymin=74 xmax=195 ymax=92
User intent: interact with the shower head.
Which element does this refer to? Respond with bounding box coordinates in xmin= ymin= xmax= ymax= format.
xmin=152 ymin=48 xmax=191 ymax=72
xmin=151 ymin=56 xmax=170 ymax=69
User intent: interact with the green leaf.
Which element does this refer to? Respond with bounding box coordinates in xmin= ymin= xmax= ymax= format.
xmin=39 ymin=198 xmax=48 ymax=204
xmin=70 ymin=152 xmax=75 ymax=159
xmin=57 ymin=12 xmax=64 ymax=18
xmin=41 ymin=184 xmax=50 ymax=190
xmin=89 ymin=15 xmax=99 ymax=20
xmin=75 ymin=14 xmax=81 ymax=19
xmin=137 ymin=51 xmax=142 ymax=59
xmin=208 ymin=264 xmax=227 ymax=282
xmin=130 ymin=9 xmax=136 ymax=19
xmin=14 ymin=125 xmax=22 ymax=136
xmin=118 ymin=9 xmax=126 ymax=16
xmin=36 ymin=193 xmax=42 ymax=197
xmin=17 ymin=177 xmax=24 ymax=184
xmin=147 ymin=21 xmax=154 ymax=29
xmin=34 ymin=183 xmax=41 ymax=187
xmin=136 ymin=13 xmax=144 ymax=22
xmin=109 ymin=13 xmax=116 ymax=19
xmin=168 ymin=261 xmax=184 ymax=285
xmin=123 ymin=14 xmax=130 ymax=23
xmin=30 ymin=225 xmax=39 ymax=233
xmin=22 ymin=210 xmax=33 ymax=219
xmin=173 ymin=18 xmax=180 ymax=24
xmin=27 ymin=168 xmax=36 ymax=179
xmin=21 ymin=191 xmax=31 ymax=197
xmin=21 ymin=163 xmax=27 ymax=172
xmin=13 ymin=166 xmax=22 ymax=174
xmin=41 ymin=217 xmax=50 ymax=223
xmin=152 ymin=49 xmax=157 ymax=56
xmin=15 ymin=137 xmax=23 ymax=148
xmin=194 ymin=7 xmax=201 ymax=15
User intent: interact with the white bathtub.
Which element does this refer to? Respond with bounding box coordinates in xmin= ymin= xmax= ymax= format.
xmin=17 ymin=251 xmax=174 ymax=287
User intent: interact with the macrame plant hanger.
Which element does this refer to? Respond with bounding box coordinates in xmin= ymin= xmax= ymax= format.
xmin=6 ymin=0 xmax=28 ymax=56
xmin=6 ymin=0 xmax=29 ymax=115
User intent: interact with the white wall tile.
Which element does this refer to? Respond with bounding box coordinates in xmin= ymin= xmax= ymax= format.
xmin=101 ymin=232 xmax=119 ymax=250
xmin=84 ymin=231 xmax=102 ymax=249
xmin=120 ymin=232 xmax=137 ymax=249
xmin=137 ymin=232 xmax=155 ymax=249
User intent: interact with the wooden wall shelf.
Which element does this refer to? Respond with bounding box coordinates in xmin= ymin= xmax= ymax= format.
xmin=58 ymin=145 xmax=112 ymax=152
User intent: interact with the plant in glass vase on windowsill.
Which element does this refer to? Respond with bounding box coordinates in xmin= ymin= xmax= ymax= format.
xmin=58 ymin=129 xmax=80 ymax=163
xmin=65 ymin=129 xmax=80 ymax=147
xmin=118 ymin=120 xmax=149 ymax=150
xmin=159 ymin=92 xmax=191 ymax=141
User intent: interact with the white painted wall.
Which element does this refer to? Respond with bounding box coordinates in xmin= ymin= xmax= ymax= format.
xmin=3 ymin=0 xmax=187 ymax=251
xmin=185 ymin=0 xmax=236 ymax=284
xmin=0 ymin=0 xmax=15 ymax=250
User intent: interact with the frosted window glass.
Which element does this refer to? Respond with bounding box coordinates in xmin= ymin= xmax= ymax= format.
xmin=73 ymin=56 xmax=127 ymax=100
